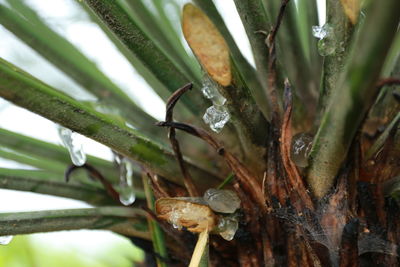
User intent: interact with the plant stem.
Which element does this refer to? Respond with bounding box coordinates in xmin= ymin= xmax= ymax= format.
xmin=0 ymin=58 xmax=221 ymax=191
xmin=307 ymin=0 xmax=400 ymax=198
xmin=0 ymin=2 xmax=163 ymax=140
xmin=315 ymin=0 xmax=354 ymax=125
xmin=0 ymin=207 xmax=149 ymax=239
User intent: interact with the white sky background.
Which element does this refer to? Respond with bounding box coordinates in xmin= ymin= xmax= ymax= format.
xmin=0 ymin=0 xmax=326 ymax=263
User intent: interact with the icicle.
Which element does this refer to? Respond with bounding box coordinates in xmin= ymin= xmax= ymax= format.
xmin=290 ymin=132 xmax=313 ymax=168
xmin=58 ymin=126 xmax=86 ymax=166
xmin=0 ymin=235 xmax=13 ymax=245
xmin=203 ymin=106 xmax=230 ymax=133
xmin=203 ymin=188 xmax=240 ymax=213
xmin=115 ymin=154 xmax=136 ymax=206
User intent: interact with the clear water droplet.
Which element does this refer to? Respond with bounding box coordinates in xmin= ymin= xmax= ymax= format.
xmin=203 ymin=188 xmax=240 ymax=213
xmin=217 ymin=216 xmax=239 ymax=241
xmin=290 ymin=133 xmax=313 ymax=168
xmin=203 ymin=106 xmax=230 ymax=133
xmin=201 ymin=77 xmax=226 ymax=106
xmin=0 ymin=235 xmax=13 ymax=245
xmin=58 ymin=126 xmax=87 ymax=166
xmin=117 ymin=156 xmax=136 ymax=206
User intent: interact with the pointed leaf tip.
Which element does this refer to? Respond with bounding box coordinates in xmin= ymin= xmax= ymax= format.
xmin=182 ymin=3 xmax=231 ymax=87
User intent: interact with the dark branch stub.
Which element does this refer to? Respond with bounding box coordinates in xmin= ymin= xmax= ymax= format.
xmin=164 ymin=83 xmax=199 ymax=197
xmin=265 ymin=0 xmax=291 ymax=124
xmin=65 ymin=163 xmax=120 ymax=203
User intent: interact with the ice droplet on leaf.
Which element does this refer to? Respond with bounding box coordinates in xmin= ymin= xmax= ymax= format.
xmin=217 ymin=216 xmax=239 ymax=241
xmin=318 ymin=39 xmax=336 ymax=56
xmin=312 ymin=24 xmax=336 ymax=56
xmin=58 ymin=126 xmax=86 ymax=166
xmin=203 ymin=106 xmax=230 ymax=133
xmin=116 ymin=155 xmax=136 ymax=206
xmin=312 ymin=24 xmax=333 ymax=40
xmin=203 ymin=188 xmax=240 ymax=213
xmin=201 ymin=78 xmax=226 ymax=106
xmin=290 ymin=133 xmax=313 ymax=168
xmin=0 ymin=235 xmax=13 ymax=245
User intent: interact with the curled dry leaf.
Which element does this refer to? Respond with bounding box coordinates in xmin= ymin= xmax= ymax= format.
xmin=182 ymin=3 xmax=231 ymax=86
xmin=340 ymin=0 xmax=360 ymax=25
xmin=156 ymin=198 xmax=216 ymax=233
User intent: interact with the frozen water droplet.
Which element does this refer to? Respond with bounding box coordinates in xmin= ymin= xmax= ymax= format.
xmin=201 ymin=76 xmax=226 ymax=106
xmin=312 ymin=24 xmax=333 ymax=40
xmin=312 ymin=25 xmax=325 ymax=39
xmin=290 ymin=133 xmax=313 ymax=168
xmin=169 ymin=206 xmax=187 ymax=230
xmin=201 ymin=78 xmax=215 ymax=99
xmin=117 ymin=156 xmax=136 ymax=206
xmin=203 ymin=188 xmax=240 ymax=213
xmin=318 ymin=38 xmax=336 ymax=56
xmin=58 ymin=126 xmax=86 ymax=166
xmin=217 ymin=216 xmax=239 ymax=241
xmin=203 ymin=106 xmax=230 ymax=133
xmin=0 ymin=235 xmax=13 ymax=245
xmin=312 ymin=24 xmax=337 ymax=56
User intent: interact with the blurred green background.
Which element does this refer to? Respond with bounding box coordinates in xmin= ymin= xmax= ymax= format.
xmin=0 ymin=235 xmax=144 ymax=267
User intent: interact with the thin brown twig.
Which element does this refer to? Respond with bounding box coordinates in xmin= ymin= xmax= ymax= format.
xmin=375 ymin=77 xmax=400 ymax=88
xmin=165 ymin=83 xmax=199 ymax=197
xmin=267 ymin=0 xmax=290 ymax=47
xmin=156 ymin=121 xmax=267 ymax=212
xmin=266 ymin=0 xmax=290 ymax=124
xmin=146 ymin=171 xmax=170 ymax=198
xmin=280 ymin=81 xmax=314 ymax=210
xmin=65 ymin=163 xmax=120 ymax=203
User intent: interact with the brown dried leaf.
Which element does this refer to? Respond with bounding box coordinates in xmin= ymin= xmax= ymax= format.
xmin=340 ymin=0 xmax=360 ymax=25
xmin=280 ymin=83 xmax=313 ymax=210
xmin=156 ymin=198 xmax=216 ymax=233
xmin=182 ymin=3 xmax=231 ymax=86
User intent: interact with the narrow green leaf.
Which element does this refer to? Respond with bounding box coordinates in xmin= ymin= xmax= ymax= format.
xmin=142 ymin=174 xmax=168 ymax=267
xmin=0 ymin=207 xmax=149 ymax=240
xmin=315 ymin=0 xmax=355 ymax=123
xmin=124 ymin=0 xmax=201 ymax=84
xmin=0 ymin=58 xmax=221 ymax=191
xmin=82 ymin=0 xmax=209 ymax=117
xmin=365 ymin=112 xmax=400 ymax=160
xmin=307 ymin=0 xmax=400 ymax=198
xmin=0 ymin=2 xmax=162 ymax=140
xmin=80 ymin=3 xmax=172 ymax=103
xmin=232 ymin=0 xmax=270 ymax=117
xmin=0 ymin=168 xmax=119 ymax=205
xmin=0 ymin=148 xmax=65 ymax=174
xmin=217 ymin=173 xmax=234 ymax=189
